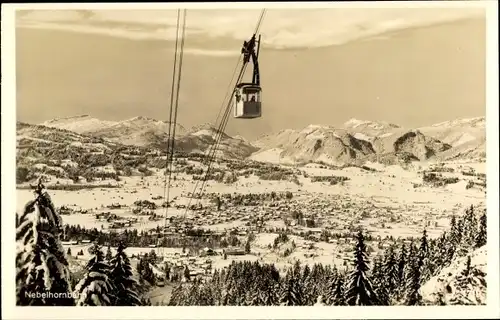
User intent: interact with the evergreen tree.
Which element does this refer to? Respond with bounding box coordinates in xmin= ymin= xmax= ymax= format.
xmin=404 ymin=246 xmax=423 ymax=306
xmin=279 ymin=271 xmax=303 ymax=306
xmin=324 ymin=270 xmax=337 ymax=305
xmin=16 ymin=185 xmax=74 ymax=306
xmin=475 ymin=212 xmax=486 ymax=248
xmin=449 ymin=215 xmax=460 ymax=247
xmin=464 ymin=205 xmax=478 ymax=247
xmin=74 ymin=245 xmax=116 ymax=306
xmin=149 ymin=249 xmax=157 ymax=263
xmin=418 ymin=229 xmax=434 ymax=282
xmin=344 ymin=231 xmax=379 ymax=306
xmin=371 ymin=256 xmax=389 ymax=305
xmin=183 ymin=265 xmax=191 ymax=282
xmin=434 ymin=233 xmax=447 ymax=271
xmin=263 ymin=282 xmax=280 ymax=306
xmin=419 ymin=229 xmax=428 ymax=258
xmin=332 ymin=275 xmax=345 ymax=306
xmin=105 ymin=246 xmax=113 ymax=262
xmin=301 ymin=264 xmax=314 ymax=305
xmin=168 ymin=283 xmax=184 ymax=306
xmin=383 ymin=246 xmax=399 ymax=299
xmin=109 ymin=242 xmax=142 ymax=306
xmin=397 ymin=243 xmax=407 ymax=286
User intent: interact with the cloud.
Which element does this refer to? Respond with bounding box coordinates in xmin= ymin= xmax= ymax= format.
xmin=16 ymin=7 xmax=485 ymax=50
xmin=182 ymin=48 xmax=241 ymax=57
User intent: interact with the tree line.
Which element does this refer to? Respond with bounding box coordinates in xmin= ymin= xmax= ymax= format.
xmin=168 ymin=205 xmax=486 ymax=306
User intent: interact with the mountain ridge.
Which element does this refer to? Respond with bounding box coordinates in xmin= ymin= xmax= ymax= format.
xmin=33 ymin=115 xmax=486 ymax=165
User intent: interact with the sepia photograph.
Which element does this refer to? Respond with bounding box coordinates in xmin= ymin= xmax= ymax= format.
xmin=2 ymin=1 xmax=499 ymax=319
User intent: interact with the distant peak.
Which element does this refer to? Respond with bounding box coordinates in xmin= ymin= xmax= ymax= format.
xmin=431 ymin=116 xmax=485 ymax=128
xmin=45 ymin=114 xmax=90 ymax=123
xmin=126 ymin=116 xmax=158 ymax=122
xmin=190 ymin=123 xmax=217 ymax=132
xmin=344 ymin=118 xmax=368 ymax=126
xmin=344 ymin=118 xmax=400 ymax=129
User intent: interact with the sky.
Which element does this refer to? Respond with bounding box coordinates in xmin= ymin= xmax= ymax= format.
xmin=14 ymin=4 xmax=487 ymax=139
xmin=17 ymin=7 xmax=485 ymax=50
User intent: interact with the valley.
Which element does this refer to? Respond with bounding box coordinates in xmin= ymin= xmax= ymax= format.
xmin=15 ymin=115 xmax=487 ymax=305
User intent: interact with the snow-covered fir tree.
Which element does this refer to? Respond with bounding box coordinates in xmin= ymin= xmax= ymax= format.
xmin=332 ymin=275 xmax=346 ymax=306
xmin=16 ymin=184 xmax=74 ymax=306
xmin=383 ymin=245 xmax=400 ymax=301
xmin=419 ymin=229 xmax=434 ymax=282
xmin=464 ymin=205 xmax=478 ymax=247
xmin=74 ymin=244 xmax=116 ymax=306
xmin=344 ymin=231 xmax=379 ymax=306
xmin=371 ymin=255 xmax=389 ymax=305
xmin=324 ymin=273 xmax=338 ymax=305
xmin=397 ymin=243 xmax=407 ymax=288
xmin=475 ymin=212 xmax=486 ymax=248
xmin=404 ymin=258 xmax=423 ymax=305
xmin=168 ymin=283 xmax=184 ymax=306
xmin=404 ymin=234 xmax=426 ymax=306
xmin=279 ymin=271 xmax=303 ymax=306
xmin=109 ymin=242 xmax=142 ymax=306
xmin=105 ymin=246 xmax=113 ymax=262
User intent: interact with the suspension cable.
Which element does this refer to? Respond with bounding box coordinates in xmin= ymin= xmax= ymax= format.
xmin=162 ymin=9 xmax=181 ymax=208
xmin=182 ymin=9 xmax=267 ymax=221
xmin=165 ymin=9 xmax=187 ymax=220
xmin=162 ymin=9 xmax=187 ymax=236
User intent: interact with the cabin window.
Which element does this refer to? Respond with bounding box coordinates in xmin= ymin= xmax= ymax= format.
xmin=245 ymin=91 xmax=260 ymax=102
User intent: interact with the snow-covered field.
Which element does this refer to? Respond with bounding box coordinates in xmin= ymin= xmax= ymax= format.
xmin=17 ymin=160 xmax=486 ymax=235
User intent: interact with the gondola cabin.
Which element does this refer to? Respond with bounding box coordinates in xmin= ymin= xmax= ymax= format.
xmin=233 ymin=84 xmax=262 ymax=119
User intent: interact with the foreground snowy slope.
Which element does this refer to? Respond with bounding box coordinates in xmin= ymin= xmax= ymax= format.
xmin=421 ymin=245 xmax=487 ymax=305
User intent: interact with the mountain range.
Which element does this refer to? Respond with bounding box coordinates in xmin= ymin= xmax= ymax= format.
xmin=29 ymin=114 xmax=486 ymax=166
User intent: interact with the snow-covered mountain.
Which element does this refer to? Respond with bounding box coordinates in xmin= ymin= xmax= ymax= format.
xmin=340 ymin=116 xmax=485 ymax=162
xmin=39 ymin=116 xmax=257 ymax=160
xmin=36 ymin=114 xmax=486 ymax=165
xmin=252 ymin=122 xmax=453 ymax=165
xmin=343 ymin=118 xmax=401 ymax=139
xmin=418 ymin=117 xmax=486 ymax=161
xmin=89 ymin=116 xmax=187 ymax=147
xmin=160 ymin=124 xmax=258 ymax=160
xmin=370 ymin=129 xmax=452 ymax=160
xmin=41 ymin=115 xmax=188 ymax=147
xmin=251 ymin=125 xmax=375 ymax=165
xmin=41 ymin=115 xmax=117 ymax=134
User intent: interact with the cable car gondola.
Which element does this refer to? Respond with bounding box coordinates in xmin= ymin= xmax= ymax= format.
xmin=233 ymin=34 xmax=262 ymax=119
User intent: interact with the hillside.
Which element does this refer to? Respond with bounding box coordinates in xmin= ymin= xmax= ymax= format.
xmin=370 ymin=129 xmax=452 ymax=161
xmin=16 ymin=122 xmax=155 ymax=184
xmin=25 ymin=113 xmax=487 ymax=170
xmin=41 ymin=114 xmax=118 ymax=134
xmin=419 ymin=117 xmax=486 ymax=161
xmin=38 ymin=115 xmax=257 ymax=159
xmin=252 ymin=121 xmax=458 ymax=166
xmin=16 ymin=119 xmax=259 ymax=185
xmin=90 ymin=116 xmax=187 ymax=147
xmin=421 ymin=246 xmax=487 ymax=305
xmin=343 ymin=118 xmax=401 ymax=141
xmin=155 ymin=124 xmax=259 ymax=160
